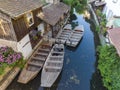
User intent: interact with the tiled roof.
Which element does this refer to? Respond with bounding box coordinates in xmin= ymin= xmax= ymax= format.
xmin=0 ymin=0 xmax=45 ymax=18
xmin=38 ymin=2 xmax=70 ymax=26
xmin=108 ymin=28 xmax=120 ymax=55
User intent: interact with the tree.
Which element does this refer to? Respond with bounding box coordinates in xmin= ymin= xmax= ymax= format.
xmin=63 ymin=0 xmax=87 ymax=14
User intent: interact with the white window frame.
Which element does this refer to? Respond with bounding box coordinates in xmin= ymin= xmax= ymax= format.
xmin=0 ymin=18 xmax=8 ymax=35
xmin=26 ymin=12 xmax=34 ymax=27
xmin=107 ymin=10 xmax=113 ymax=21
xmin=103 ymin=6 xmax=107 ymax=14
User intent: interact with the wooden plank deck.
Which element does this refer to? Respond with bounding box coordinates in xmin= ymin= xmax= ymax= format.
xmin=0 ymin=67 xmax=20 ymax=90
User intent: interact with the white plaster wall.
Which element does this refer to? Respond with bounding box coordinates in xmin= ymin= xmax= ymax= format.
xmin=104 ymin=0 xmax=120 ymax=20
xmin=17 ymin=34 xmax=32 ymax=59
xmin=0 ymin=39 xmax=17 ymax=51
xmin=0 ymin=34 xmax=33 ymax=59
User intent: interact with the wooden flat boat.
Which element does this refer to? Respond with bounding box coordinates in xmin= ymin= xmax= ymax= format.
xmin=17 ymin=43 xmax=52 ymax=84
xmin=66 ymin=25 xmax=84 ymax=47
xmin=56 ymin=24 xmax=72 ymax=44
xmin=41 ymin=44 xmax=64 ymax=87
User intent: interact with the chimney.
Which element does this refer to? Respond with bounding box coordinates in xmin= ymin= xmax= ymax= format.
xmin=45 ymin=0 xmax=60 ymax=4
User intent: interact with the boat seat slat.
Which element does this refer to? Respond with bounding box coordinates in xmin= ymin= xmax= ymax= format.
xmin=36 ymin=52 xmax=48 ymax=56
xmin=47 ymin=60 xmax=62 ymax=64
xmin=45 ymin=65 xmax=61 ymax=69
xmin=38 ymin=48 xmax=50 ymax=51
xmin=31 ymin=57 xmax=46 ymax=61
xmin=45 ymin=67 xmax=61 ymax=72
xmin=28 ymin=62 xmax=43 ymax=67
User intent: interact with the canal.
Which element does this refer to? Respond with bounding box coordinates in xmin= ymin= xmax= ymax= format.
xmin=7 ymin=11 xmax=105 ymax=90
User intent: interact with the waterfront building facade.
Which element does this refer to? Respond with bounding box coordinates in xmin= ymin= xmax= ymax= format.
xmin=0 ymin=0 xmax=70 ymax=59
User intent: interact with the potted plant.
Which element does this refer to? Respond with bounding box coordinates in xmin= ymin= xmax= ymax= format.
xmin=37 ymin=31 xmax=41 ymax=37
xmin=33 ymin=36 xmax=38 ymax=40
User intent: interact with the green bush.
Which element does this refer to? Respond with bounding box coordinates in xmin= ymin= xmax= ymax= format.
xmin=0 ymin=63 xmax=7 ymax=75
xmin=97 ymin=45 xmax=120 ymax=90
xmin=95 ymin=8 xmax=107 ymax=35
xmin=96 ymin=25 xmax=100 ymax=32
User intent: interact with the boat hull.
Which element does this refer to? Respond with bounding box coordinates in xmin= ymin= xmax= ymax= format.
xmin=17 ymin=41 xmax=52 ymax=84
xmin=65 ymin=25 xmax=84 ymax=47
xmin=41 ymin=66 xmax=63 ymax=87
xmin=17 ymin=68 xmax=40 ymax=84
xmin=41 ymin=44 xmax=64 ymax=87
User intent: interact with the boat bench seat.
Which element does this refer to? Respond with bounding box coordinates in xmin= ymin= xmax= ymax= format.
xmin=61 ymin=32 xmax=71 ymax=35
xmin=38 ymin=48 xmax=50 ymax=52
xmin=41 ymin=45 xmax=52 ymax=49
xmin=58 ymin=36 xmax=68 ymax=39
xmin=60 ymin=34 xmax=70 ymax=37
xmin=36 ymin=52 xmax=48 ymax=56
xmin=32 ymin=57 xmax=46 ymax=61
xmin=52 ymin=51 xmax=64 ymax=54
xmin=35 ymin=53 xmax=47 ymax=58
xmin=47 ymin=60 xmax=63 ymax=63
xmin=45 ymin=65 xmax=61 ymax=69
xmin=45 ymin=66 xmax=61 ymax=72
xmin=28 ymin=62 xmax=43 ymax=67
xmin=49 ymin=56 xmax=63 ymax=61
xmin=47 ymin=61 xmax=63 ymax=66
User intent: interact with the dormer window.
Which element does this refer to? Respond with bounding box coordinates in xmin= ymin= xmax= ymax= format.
xmin=26 ymin=12 xmax=34 ymax=27
xmin=0 ymin=18 xmax=9 ymax=36
xmin=113 ymin=0 xmax=118 ymax=3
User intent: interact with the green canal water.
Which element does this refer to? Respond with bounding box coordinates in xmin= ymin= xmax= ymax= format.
xmin=7 ymin=11 xmax=107 ymax=90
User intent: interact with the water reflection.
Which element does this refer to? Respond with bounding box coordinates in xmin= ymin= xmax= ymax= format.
xmin=69 ymin=72 xmax=80 ymax=84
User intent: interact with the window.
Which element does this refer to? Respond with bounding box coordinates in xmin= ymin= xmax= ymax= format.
xmin=107 ymin=10 xmax=113 ymax=21
xmin=0 ymin=19 xmax=9 ymax=36
xmin=113 ymin=0 xmax=118 ymax=3
xmin=103 ymin=6 xmax=107 ymax=14
xmin=26 ymin=12 xmax=34 ymax=27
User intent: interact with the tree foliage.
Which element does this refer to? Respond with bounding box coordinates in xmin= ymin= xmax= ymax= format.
xmin=63 ymin=0 xmax=87 ymax=14
xmin=97 ymin=45 xmax=120 ymax=90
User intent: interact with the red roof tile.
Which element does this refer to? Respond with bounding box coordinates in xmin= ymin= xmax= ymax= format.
xmin=108 ymin=28 xmax=120 ymax=55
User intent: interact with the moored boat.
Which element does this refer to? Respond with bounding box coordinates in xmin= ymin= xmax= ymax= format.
xmin=66 ymin=25 xmax=84 ymax=47
xmin=55 ymin=24 xmax=72 ymax=44
xmin=41 ymin=44 xmax=64 ymax=87
xmin=17 ymin=42 xmax=52 ymax=84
